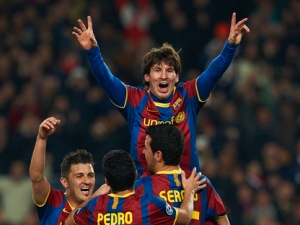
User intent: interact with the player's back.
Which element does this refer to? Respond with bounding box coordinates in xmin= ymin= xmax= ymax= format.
xmin=72 ymin=191 xmax=179 ymax=225
xmin=135 ymin=169 xmax=225 ymax=225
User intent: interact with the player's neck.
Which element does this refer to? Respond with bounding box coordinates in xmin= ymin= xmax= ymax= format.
xmin=65 ymin=194 xmax=79 ymax=209
xmin=156 ymin=165 xmax=180 ymax=173
xmin=112 ymin=187 xmax=135 ymax=196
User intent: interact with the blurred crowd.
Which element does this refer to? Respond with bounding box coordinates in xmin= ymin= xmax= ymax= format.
xmin=0 ymin=0 xmax=299 ymax=224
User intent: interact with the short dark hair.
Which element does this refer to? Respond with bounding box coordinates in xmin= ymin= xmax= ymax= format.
xmin=102 ymin=149 xmax=136 ymax=192
xmin=146 ymin=124 xmax=184 ymax=166
xmin=61 ymin=149 xmax=95 ymax=178
xmin=142 ymin=43 xmax=182 ymax=88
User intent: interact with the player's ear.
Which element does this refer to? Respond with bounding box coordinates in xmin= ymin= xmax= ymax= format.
xmin=60 ymin=177 xmax=68 ymax=189
xmin=176 ymin=74 xmax=179 ymax=83
xmin=144 ymin=74 xmax=150 ymax=82
xmin=155 ymin=150 xmax=163 ymax=162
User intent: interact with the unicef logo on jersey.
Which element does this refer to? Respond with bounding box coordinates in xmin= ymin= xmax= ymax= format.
xmin=143 ymin=112 xmax=185 ymax=127
xmin=166 ymin=203 xmax=174 ymax=215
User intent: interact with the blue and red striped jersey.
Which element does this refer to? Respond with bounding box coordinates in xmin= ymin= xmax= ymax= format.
xmin=73 ymin=191 xmax=178 ymax=225
xmin=35 ymin=188 xmax=74 ymax=225
xmin=134 ymin=170 xmax=226 ymax=224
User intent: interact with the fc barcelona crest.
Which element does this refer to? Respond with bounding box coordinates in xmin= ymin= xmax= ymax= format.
xmin=172 ymin=98 xmax=182 ymax=110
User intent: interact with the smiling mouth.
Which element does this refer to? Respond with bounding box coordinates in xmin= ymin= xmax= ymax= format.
xmin=81 ymin=187 xmax=90 ymax=195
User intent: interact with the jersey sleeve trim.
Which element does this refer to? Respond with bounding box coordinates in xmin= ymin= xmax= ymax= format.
xmin=173 ymin=207 xmax=179 ymax=225
xmin=33 ymin=183 xmax=51 ymax=207
xmin=72 ymin=209 xmax=80 ymax=225
xmin=195 ymin=77 xmax=211 ymax=102
xmin=109 ymin=84 xmax=128 ymax=108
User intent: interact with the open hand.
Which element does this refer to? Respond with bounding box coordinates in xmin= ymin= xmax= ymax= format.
xmin=72 ymin=16 xmax=98 ymax=50
xmin=181 ymin=168 xmax=206 ymax=193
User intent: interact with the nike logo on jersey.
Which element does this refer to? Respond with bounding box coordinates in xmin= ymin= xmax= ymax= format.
xmin=62 ymin=208 xmax=70 ymax=214
xmin=146 ymin=107 xmax=158 ymax=112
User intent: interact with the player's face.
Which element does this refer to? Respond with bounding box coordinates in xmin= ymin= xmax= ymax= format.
xmin=143 ymin=135 xmax=156 ymax=173
xmin=144 ymin=62 xmax=179 ymax=100
xmin=65 ymin=163 xmax=95 ymax=206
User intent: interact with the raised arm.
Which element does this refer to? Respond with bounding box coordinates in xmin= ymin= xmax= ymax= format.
xmin=72 ymin=16 xmax=127 ymax=108
xmin=29 ymin=117 xmax=61 ymax=205
xmin=176 ymin=168 xmax=206 ymax=225
xmin=196 ymin=12 xmax=250 ymax=100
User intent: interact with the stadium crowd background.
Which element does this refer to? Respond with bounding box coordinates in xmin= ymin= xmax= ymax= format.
xmin=0 ymin=0 xmax=299 ymax=224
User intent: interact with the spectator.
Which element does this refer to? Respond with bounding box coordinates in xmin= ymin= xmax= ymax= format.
xmin=0 ymin=160 xmax=33 ymax=225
